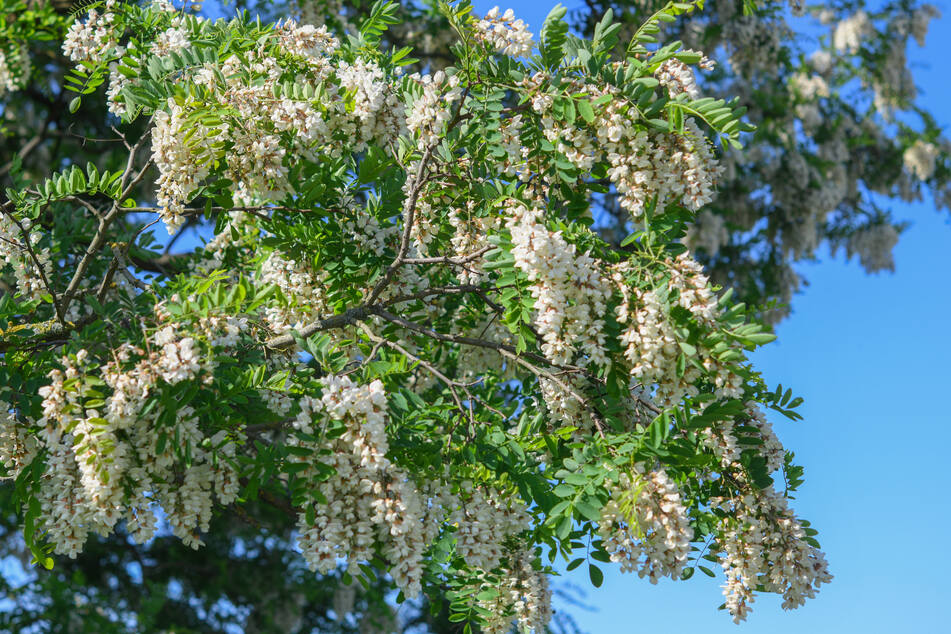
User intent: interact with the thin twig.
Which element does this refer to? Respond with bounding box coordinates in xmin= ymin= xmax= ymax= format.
xmin=0 ymin=207 xmax=66 ymax=323
xmin=365 ymin=142 xmax=438 ymax=306
xmin=400 ymin=245 xmax=492 ymax=266
xmin=61 ymin=133 xmax=151 ymax=314
xmin=357 ymin=321 xmax=473 ymax=428
xmin=497 ymin=348 xmax=606 ymax=438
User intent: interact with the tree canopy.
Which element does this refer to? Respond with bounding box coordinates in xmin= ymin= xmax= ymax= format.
xmin=6 ymin=0 xmax=937 ymax=630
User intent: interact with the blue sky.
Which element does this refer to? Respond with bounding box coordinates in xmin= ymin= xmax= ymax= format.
xmin=466 ymin=0 xmax=951 ymax=631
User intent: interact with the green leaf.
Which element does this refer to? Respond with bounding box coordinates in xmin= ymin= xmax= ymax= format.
xmin=577 ymin=99 xmax=595 ymax=123
xmin=539 ymin=4 xmax=569 ymax=69
xmin=743 ymin=332 xmax=777 ymax=345
xmin=575 ymin=500 xmax=601 ymax=522
xmin=589 ymin=563 xmax=604 ymax=587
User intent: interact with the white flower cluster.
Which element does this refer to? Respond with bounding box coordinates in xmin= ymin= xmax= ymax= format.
xmin=667 ymin=254 xmax=720 ymax=325
xmin=406 ymin=70 xmax=463 ymax=151
xmin=474 ymin=549 xmax=552 ymax=634
xmin=910 ymin=4 xmax=941 ymax=47
xmin=339 ymin=203 xmax=397 ymax=258
xmin=150 ymin=0 xmax=177 ymax=12
xmin=700 ymin=404 xmax=784 ymax=470
xmin=537 ymin=374 xmax=598 ymax=436
xmin=33 ymin=352 xmax=129 ymax=554
xmin=409 ymin=196 xmax=446 ymax=256
xmin=871 ymin=43 xmax=916 ymax=118
xmin=846 ymin=222 xmax=900 ymax=273
xmin=228 ymin=133 xmax=291 ymax=206
xmin=62 ymin=0 xmax=118 ymax=63
xmin=536 ymin=90 xmax=600 ymax=173
xmin=29 ymin=317 xmax=243 ymax=556
xmin=198 ymin=314 xmax=248 ymax=348
xmin=619 ymin=287 xmax=691 ymax=406
xmin=744 ymin=403 xmax=785 ymax=473
xmin=903 ymin=139 xmax=939 ymax=181
xmin=0 ymin=51 xmax=13 ymax=96
xmin=152 ymin=25 xmax=190 ymax=57
xmin=293 ymin=376 xmax=438 ymax=598
xmin=617 ymin=255 xmax=743 ymax=406
xmin=259 ymin=250 xmax=331 ymax=335
xmin=0 ymin=44 xmax=29 ymax=96
xmin=715 ymin=483 xmax=833 ymax=623
xmin=700 ymin=415 xmax=740 ymax=467
xmin=400 ymin=69 xmax=465 ymax=256
xmin=596 ymin=102 xmax=722 ymax=218
xmin=656 ymin=59 xmax=700 ymax=99
xmin=0 ymin=214 xmax=53 ymax=301
xmin=276 ymin=19 xmax=340 ymax=62
xmin=475 ymin=7 xmax=534 ymax=58
xmin=145 ymin=25 xmax=408 ymax=231
xmin=684 ymin=209 xmax=729 ymax=256
xmin=599 ymin=465 xmax=693 ymax=583
xmin=337 ymin=57 xmax=405 ymax=152
xmin=154 ymin=325 xmax=202 ymax=384
xmin=498 ymin=114 xmax=530 ymax=180
xmin=101 ymin=342 xmax=156 ymax=429
xmin=447 ymin=204 xmax=501 ymax=285
xmin=0 ymin=403 xmax=39 ymax=479
xmin=506 ymin=203 xmax=612 ymax=367
xmin=789 ymin=72 xmax=829 ymax=101
xmin=449 ymin=484 xmax=531 ymax=571
xmin=833 ymin=11 xmax=872 ymax=53
xmin=106 ymin=61 xmax=131 ymax=117
xmin=151 ymin=98 xmax=216 ymax=233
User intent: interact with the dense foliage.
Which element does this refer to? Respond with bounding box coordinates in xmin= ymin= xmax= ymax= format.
xmin=0 ymin=0 xmax=868 ymax=631
xmin=259 ymin=0 xmax=950 ymax=321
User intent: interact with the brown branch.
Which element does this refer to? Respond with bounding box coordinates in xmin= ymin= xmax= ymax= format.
xmin=128 ymin=252 xmax=190 ymax=274
xmin=61 ymin=132 xmax=151 ymax=314
xmin=0 ymin=314 xmax=97 ymax=353
xmin=369 ymin=307 xmax=607 ymax=434
xmin=120 ymin=204 xmax=345 ymax=217
xmin=264 ymin=283 xmax=502 ymax=351
xmin=400 ymin=245 xmax=492 ymax=266
xmin=382 ymin=283 xmax=503 ymax=305
xmin=357 ymin=321 xmax=473 ymax=428
xmin=365 ymin=141 xmax=439 ymax=306
xmin=265 ymin=306 xmax=370 ymax=350
xmin=370 ymin=307 xmax=566 ymax=374
xmin=497 ymin=348 xmax=607 ymax=438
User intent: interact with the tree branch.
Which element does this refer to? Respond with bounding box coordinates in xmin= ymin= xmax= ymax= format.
xmin=0 ymin=314 xmax=97 ymax=353
xmin=61 ymin=133 xmax=151 ymax=314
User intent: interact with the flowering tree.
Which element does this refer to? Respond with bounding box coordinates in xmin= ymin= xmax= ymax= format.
xmin=0 ymin=0 xmax=833 ymax=631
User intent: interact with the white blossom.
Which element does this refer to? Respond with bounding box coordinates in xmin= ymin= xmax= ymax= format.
xmin=507 ymin=203 xmax=613 ymax=367
xmin=903 ymin=140 xmax=939 ymax=181
xmin=600 ymin=465 xmax=693 ymax=583
xmin=833 ymin=11 xmax=872 ymax=53
xmin=475 ymin=7 xmax=534 ymax=58
xmin=63 ymin=2 xmax=118 ymax=63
